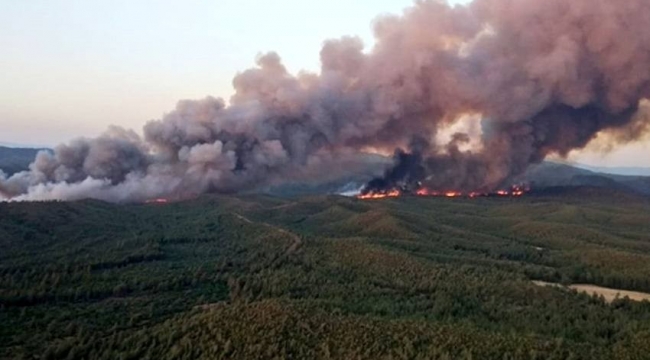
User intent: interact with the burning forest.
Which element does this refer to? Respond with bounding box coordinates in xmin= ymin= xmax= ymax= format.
xmin=2 ymin=0 xmax=650 ymax=203
xmin=357 ymin=184 xmax=529 ymax=200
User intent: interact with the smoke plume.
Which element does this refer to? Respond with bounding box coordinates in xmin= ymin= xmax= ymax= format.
xmin=2 ymin=0 xmax=650 ymax=202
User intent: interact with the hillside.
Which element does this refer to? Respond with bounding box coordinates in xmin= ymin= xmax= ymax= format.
xmin=2 ymin=192 xmax=650 ymax=359
xmin=518 ymin=162 xmax=650 ymax=195
xmin=574 ymin=164 xmax=650 ymax=177
xmin=0 ymin=147 xmax=49 ymax=176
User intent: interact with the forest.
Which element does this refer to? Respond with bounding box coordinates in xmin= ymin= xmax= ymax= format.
xmin=2 ymin=187 xmax=650 ymax=359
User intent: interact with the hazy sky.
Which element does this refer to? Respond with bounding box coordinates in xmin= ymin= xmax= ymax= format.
xmin=1 ymin=0 xmax=648 ymax=167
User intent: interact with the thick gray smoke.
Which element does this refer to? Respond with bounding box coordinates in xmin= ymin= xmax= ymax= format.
xmin=2 ymin=0 xmax=650 ymax=202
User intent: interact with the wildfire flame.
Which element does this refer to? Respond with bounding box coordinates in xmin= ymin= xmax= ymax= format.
xmin=357 ymin=189 xmax=402 ymax=200
xmin=359 ymin=185 xmax=529 ymax=200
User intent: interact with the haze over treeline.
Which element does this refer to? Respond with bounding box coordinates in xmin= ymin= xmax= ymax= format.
xmin=2 ymin=0 xmax=650 ymax=202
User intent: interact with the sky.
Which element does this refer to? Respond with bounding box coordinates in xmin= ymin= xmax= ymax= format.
xmin=0 ymin=0 xmax=648 ymax=167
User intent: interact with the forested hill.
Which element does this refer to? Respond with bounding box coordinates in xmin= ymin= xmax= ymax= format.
xmin=2 ymin=191 xmax=650 ymax=359
xmin=520 ymin=162 xmax=650 ymax=195
xmin=0 ymin=146 xmax=50 ymax=176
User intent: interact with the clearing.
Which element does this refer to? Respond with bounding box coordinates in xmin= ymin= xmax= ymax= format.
xmin=533 ymin=281 xmax=650 ymax=302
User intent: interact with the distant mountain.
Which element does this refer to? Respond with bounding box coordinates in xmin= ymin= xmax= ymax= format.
xmin=0 ymin=146 xmax=50 ymax=176
xmin=0 ymin=141 xmax=51 ymax=148
xmin=519 ymin=162 xmax=650 ymax=195
xmin=572 ymin=164 xmax=650 ymax=177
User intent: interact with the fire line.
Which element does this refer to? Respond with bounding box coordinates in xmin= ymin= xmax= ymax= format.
xmin=358 ymin=186 xmax=529 ymax=200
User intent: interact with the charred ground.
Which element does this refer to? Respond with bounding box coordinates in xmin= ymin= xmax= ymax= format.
xmin=2 ymin=190 xmax=650 ymax=359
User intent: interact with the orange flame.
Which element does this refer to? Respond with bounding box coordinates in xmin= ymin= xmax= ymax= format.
xmin=357 ymin=189 xmax=401 ymax=200
xmin=358 ymin=185 xmax=529 ymax=200
xmin=444 ymin=191 xmax=463 ymax=198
